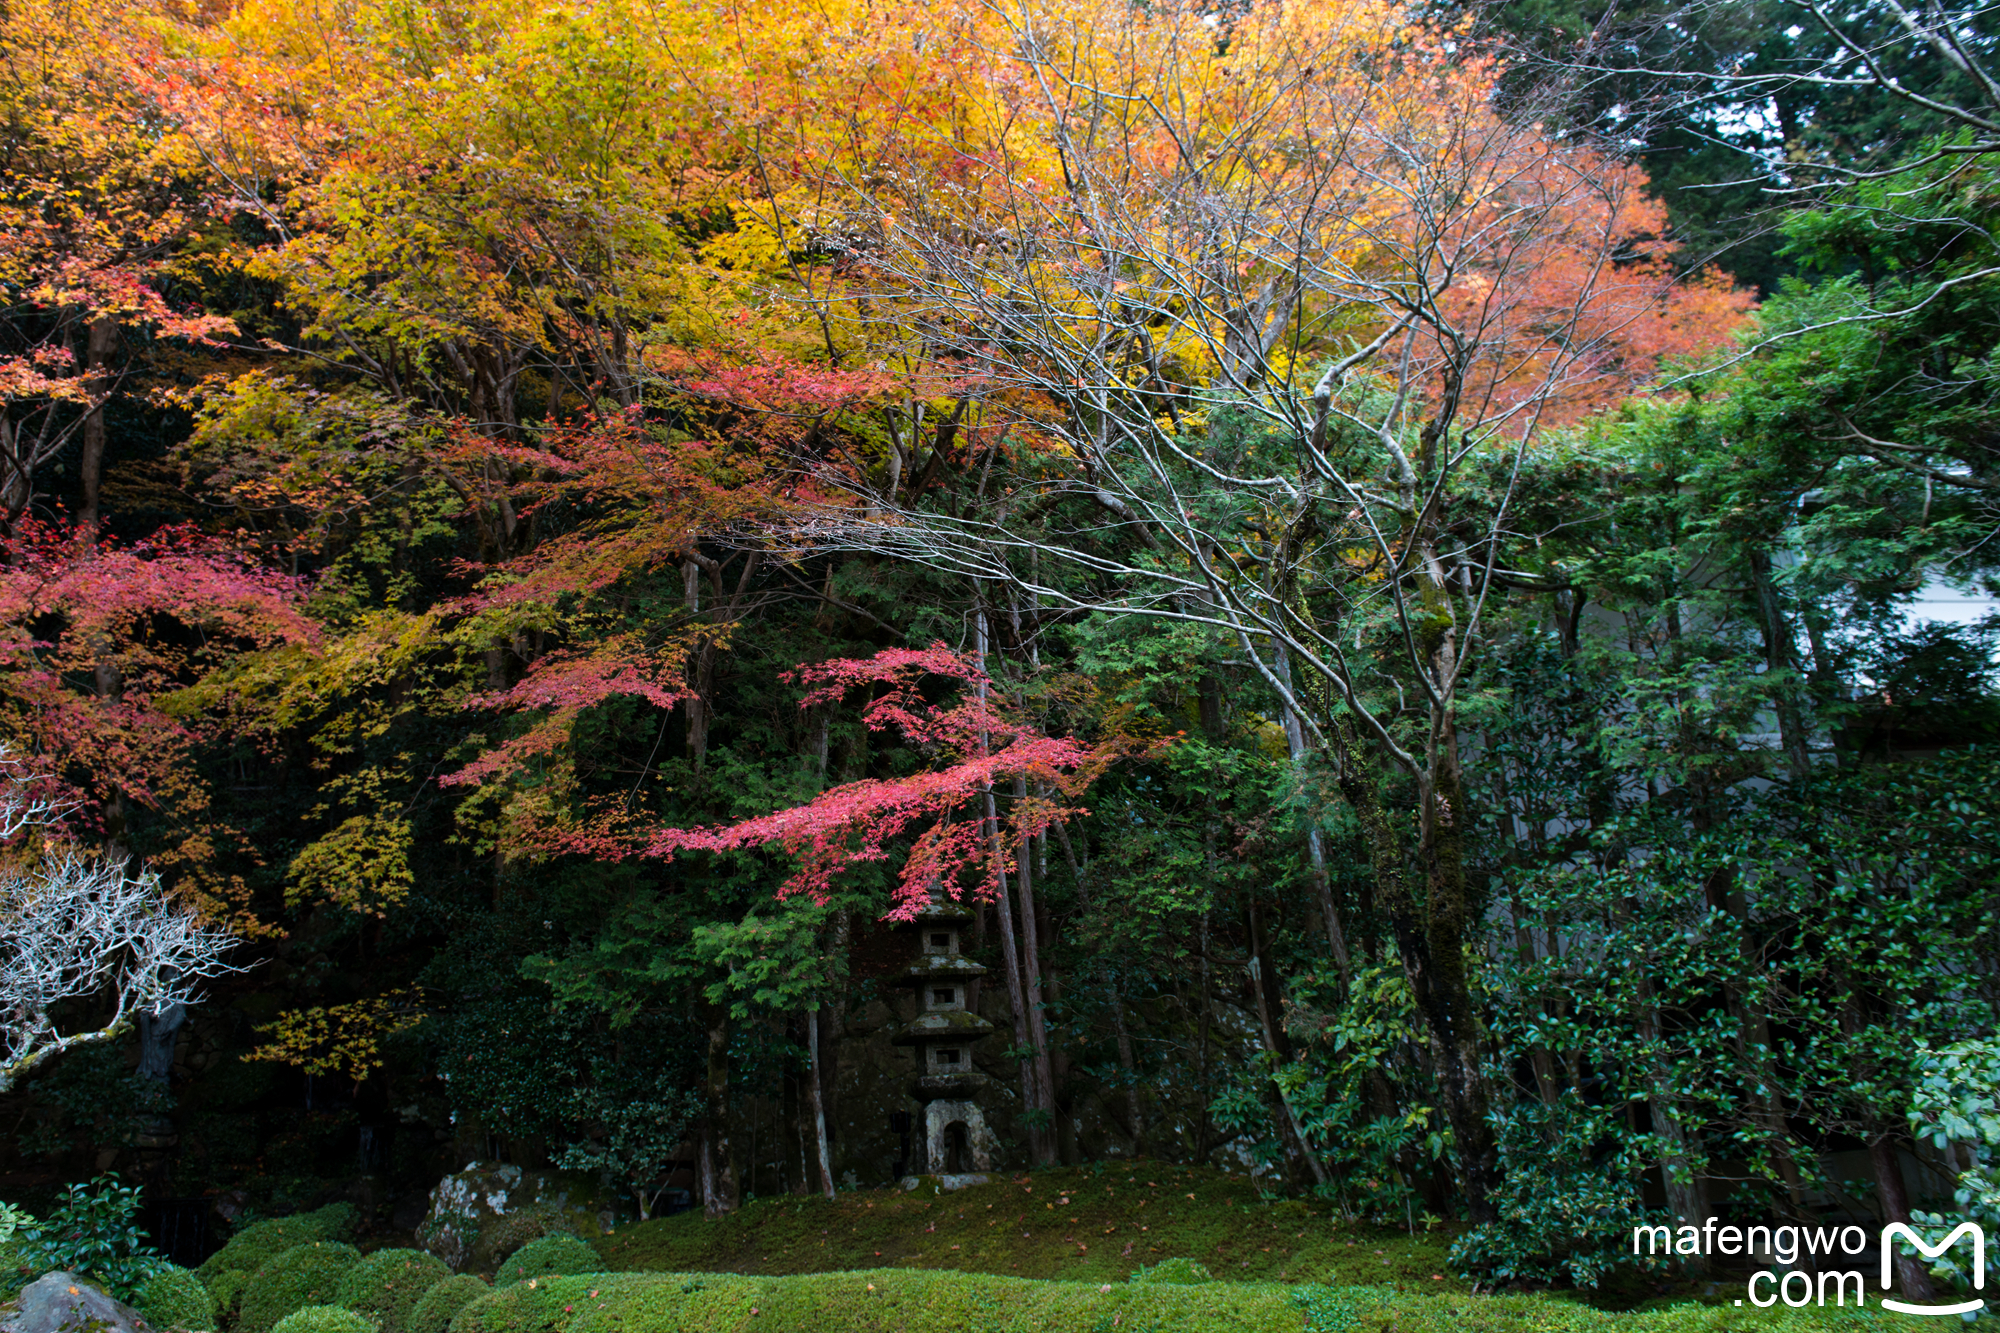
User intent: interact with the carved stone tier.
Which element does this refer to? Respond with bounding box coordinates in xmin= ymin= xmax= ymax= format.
xmin=892 ymin=895 xmax=997 ymax=1178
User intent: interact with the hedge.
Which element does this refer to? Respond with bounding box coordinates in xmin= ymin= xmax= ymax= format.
xmin=408 ymin=1274 xmax=489 ymax=1333
xmin=137 ymin=1265 xmax=220 ymax=1330
xmin=200 ymin=1208 xmax=356 ymax=1286
xmin=335 ymin=1249 xmax=449 ymax=1333
xmin=270 ymin=1305 xmax=377 ymax=1333
xmin=491 ymin=1238 xmax=601 ymax=1290
xmin=237 ymin=1243 xmax=363 ymax=1333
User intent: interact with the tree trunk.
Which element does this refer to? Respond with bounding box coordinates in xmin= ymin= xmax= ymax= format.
xmin=1329 ymin=715 xmax=1497 ymax=1221
xmin=1872 ymin=1127 xmax=1939 ymax=1300
xmin=1012 ymin=776 xmax=1059 ymax=1166
xmin=1107 ymin=985 xmax=1144 ymax=1154
xmin=805 ymin=1007 xmax=835 ymax=1198
xmin=701 ymin=1006 xmax=737 ymax=1217
xmin=1273 ymin=645 xmax=1352 ymax=990
xmin=136 ymin=1001 xmax=185 ymax=1084
xmin=1635 ymin=969 xmax=1708 ymax=1273
xmin=1748 ymin=548 xmax=1812 ymax=781
xmin=683 ymin=560 xmax=710 ymax=773
xmin=985 ymin=811 xmax=1048 ymax=1165
xmin=1246 ymin=896 xmax=1328 ymax=1189
xmin=78 ymin=316 xmax=118 ymax=533
xmin=975 ymin=607 xmax=1053 ymax=1165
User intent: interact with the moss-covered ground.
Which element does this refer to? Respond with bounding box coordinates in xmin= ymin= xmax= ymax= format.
xmin=458 ymin=1268 xmax=1913 ymax=1333
xmin=597 ymin=1165 xmax=1457 ymax=1289
xmin=580 ymin=1165 xmax=1930 ymax=1331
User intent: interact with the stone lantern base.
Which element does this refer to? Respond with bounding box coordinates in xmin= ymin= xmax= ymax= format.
xmin=920 ymin=1099 xmax=998 ymax=1176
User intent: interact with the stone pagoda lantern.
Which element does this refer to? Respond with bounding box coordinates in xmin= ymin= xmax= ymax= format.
xmin=891 ymin=896 xmax=999 ymax=1184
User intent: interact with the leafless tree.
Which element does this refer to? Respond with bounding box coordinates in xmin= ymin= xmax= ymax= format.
xmin=763 ymin=0 xmax=1715 ymax=1216
xmin=0 ymin=756 xmax=237 ymax=1094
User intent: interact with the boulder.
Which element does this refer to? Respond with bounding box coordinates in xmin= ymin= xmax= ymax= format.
xmin=416 ymin=1165 xmax=614 ymax=1273
xmin=5 ymin=1272 xmax=152 ymax=1333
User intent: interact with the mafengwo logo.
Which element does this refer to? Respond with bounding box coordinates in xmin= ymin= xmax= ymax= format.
xmin=1633 ymin=1221 xmax=1986 ymax=1314
xmin=1880 ymin=1223 xmax=1986 ymax=1317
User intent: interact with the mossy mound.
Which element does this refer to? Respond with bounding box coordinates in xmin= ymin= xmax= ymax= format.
xmin=238 ymin=1243 xmax=364 ymax=1333
xmin=441 ymin=1269 xmax=1892 ymax=1333
xmin=270 ymin=1304 xmax=377 ymax=1333
xmin=334 ymin=1249 xmax=449 ymax=1333
xmin=137 ymin=1265 xmax=220 ymax=1330
xmin=492 ymin=1237 xmax=601 ymax=1289
xmin=301 ymin=1206 xmax=358 ymax=1242
xmin=205 ymin=1268 xmax=254 ymax=1324
xmin=473 ymin=1212 xmax=569 ymax=1271
xmin=408 ymin=1275 xmax=488 ymax=1333
xmin=1131 ymin=1256 xmax=1216 ymax=1285
xmin=597 ymin=1165 xmax=1449 ymax=1286
xmin=200 ymin=1210 xmax=353 ymax=1286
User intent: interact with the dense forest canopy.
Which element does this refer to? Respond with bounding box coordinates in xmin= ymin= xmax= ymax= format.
xmin=2 ymin=0 xmax=1998 ymax=1301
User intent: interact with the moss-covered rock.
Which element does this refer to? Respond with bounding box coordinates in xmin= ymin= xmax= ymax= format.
xmin=269 ymin=1305 xmax=377 ymax=1333
xmin=466 ymin=1214 xmax=563 ymax=1273
xmin=333 ymin=1250 xmax=448 ymax=1333
xmin=417 ymin=1167 xmax=613 ymax=1274
xmin=407 ymin=1275 xmax=488 ymax=1333
xmin=490 ymin=1237 xmax=599 ymax=1290
xmin=137 ymin=1265 xmax=220 ymax=1330
xmin=237 ymin=1243 xmax=363 ymax=1333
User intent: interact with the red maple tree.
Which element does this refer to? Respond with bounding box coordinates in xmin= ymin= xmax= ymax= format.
xmin=550 ymin=644 xmax=1154 ymax=920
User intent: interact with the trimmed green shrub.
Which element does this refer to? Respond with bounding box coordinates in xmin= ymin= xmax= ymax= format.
xmin=448 ymin=1276 xmax=652 ymax=1333
xmin=408 ymin=1274 xmax=488 ymax=1333
xmin=138 ymin=1265 xmax=220 ymax=1330
xmin=490 ymin=1236 xmax=599 ymax=1289
xmin=301 ymin=1206 xmax=358 ymax=1242
xmin=269 ymin=1305 xmax=377 ymax=1333
xmin=335 ymin=1249 xmax=448 ymax=1333
xmin=205 ymin=1268 xmax=254 ymax=1324
xmin=1129 ymin=1256 xmax=1214 ymax=1285
xmin=238 ymin=1243 xmax=363 ymax=1333
xmin=200 ymin=1221 xmax=328 ymax=1284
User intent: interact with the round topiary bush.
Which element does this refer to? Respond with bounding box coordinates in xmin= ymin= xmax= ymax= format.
xmin=270 ymin=1305 xmax=377 ymax=1333
xmin=491 ymin=1237 xmax=600 ymax=1289
xmin=1128 ymin=1257 xmax=1214 ymax=1285
xmin=301 ymin=1206 xmax=357 ymax=1243
xmin=335 ymin=1249 xmax=448 ymax=1333
xmin=238 ymin=1243 xmax=364 ymax=1333
xmin=407 ymin=1275 xmax=488 ymax=1333
xmin=200 ymin=1219 xmax=328 ymax=1284
xmin=138 ymin=1265 xmax=220 ymax=1330
xmin=204 ymin=1268 xmax=253 ymax=1324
